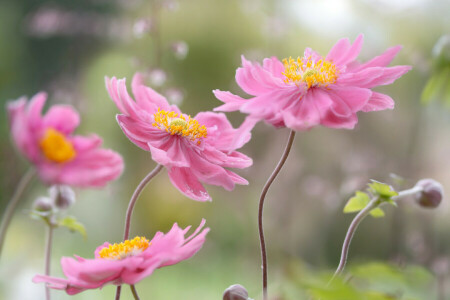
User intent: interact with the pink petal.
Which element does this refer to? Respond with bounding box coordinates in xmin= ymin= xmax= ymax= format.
xmin=333 ymin=34 xmax=364 ymax=66
xmin=71 ymin=134 xmax=103 ymax=152
xmin=213 ymin=90 xmax=248 ymax=112
xmin=352 ymin=45 xmax=403 ymax=71
xmin=361 ymin=92 xmax=395 ymax=112
xmin=236 ymin=56 xmax=284 ymax=96
xmin=131 ymin=72 xmax=172 ymax=113
xmin=167 ymin=167 xmax=211 ymax=201
xmin=42 ymin=105 xmax=80 ymax=135
xmin=326 ymin=37 xmax=351 ymax=63
xmin=262 ymin=56 xmax=285 ymax=78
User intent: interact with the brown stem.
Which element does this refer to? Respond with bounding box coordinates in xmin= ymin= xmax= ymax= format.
xmin=130 ymin=285 xmax=141 ymax=300
xmin=258 ymin=130 xmax=296 ymax=300
xmin=44 ymin=224 xmax=54 ymax=300
xmin=115 ymin=164 xmax=163 ymax=300
xmin=0 ymin=168 xmax=35 ymax=258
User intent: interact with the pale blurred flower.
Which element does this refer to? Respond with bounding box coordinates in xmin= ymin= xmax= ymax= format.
xmin=148 ymin=68 xmax=167 ymax=87
xmin=133 ymin=19 xmax=152 ymax=39
xmin=165 ymin=88 xmax=184 ymax=105
xmin=171 ymin=41 xmax=189 ymax=60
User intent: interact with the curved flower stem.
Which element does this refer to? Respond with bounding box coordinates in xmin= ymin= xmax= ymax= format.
xmin=123 ymin=164 xmax=163 ymax=240
xmin=115 ymin=164 xmax=163 ymax=300
xmin=329 ymin=198 xmax=378 ymax=284
xmin=259 ymin=130 xmax=296 ymax=300
xmin=44 ymin=224 xmax=54 ymax=300
xmin=0 ymin=168 xmax=35 ymax=258
xmin=130 ymin=285 xmax=141 ymax=300
xmin=329 ymin=186 xmax=425 ymax=285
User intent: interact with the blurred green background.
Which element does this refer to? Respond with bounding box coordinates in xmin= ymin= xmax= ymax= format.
xmin=0 ymin=0 xmax=449 ymax=299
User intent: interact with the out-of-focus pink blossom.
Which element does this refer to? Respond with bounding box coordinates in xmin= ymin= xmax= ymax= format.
xmin=106 ymin=73 xmax=255 ymax=201
xmin=7 ymin=93 xmax=123 ymax=187
xmin=33 ymin=220 xmax=209 ymax=295
xmin=214 ymin=34 xmax=411 ymax=130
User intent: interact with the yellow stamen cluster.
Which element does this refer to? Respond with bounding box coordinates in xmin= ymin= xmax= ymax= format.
xmin=152 ymin=109 xmax=207 ymax=145
xmin=282 ymin=56 xmax=338 ymax=88
xmin=39 ymin=128 xmax=76 ymax=163
xmin=99 ymin=237 xmax=150 ymax=260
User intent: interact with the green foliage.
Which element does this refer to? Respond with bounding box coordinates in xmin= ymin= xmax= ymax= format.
xmin=343 ymin=191 xmax=385 ymax=217
xmin=343 ymin=191 xmax=370 ymax=213
xmin=283 ymin=260 xmax=434 ymax=300
xmin=58 ymin=216 xmax=87 ymax=239
xmin=368 ymin=181 xmax=398 ymax=200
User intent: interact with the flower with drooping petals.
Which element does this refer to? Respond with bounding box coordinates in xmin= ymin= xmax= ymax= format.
xmin=105 ymin=73 xmax=255 ymax=201
xmin=7 ymin=92 xmax=124 ymax=187
xmin=33 ymin=219 xmax=209 ymax=295
xmin=214 ymin=34 xmax=412 ymax=130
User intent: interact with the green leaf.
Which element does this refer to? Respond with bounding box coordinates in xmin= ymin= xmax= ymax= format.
xmin=343 ymin=191 xmax=370 ymax=213
xmin=368 ymin=180 xmax=398 ymax=199
xmin=369 ymin=208 xmax=385 ymax=218
xmin=59 ymin=216 xmax=87 ymax=239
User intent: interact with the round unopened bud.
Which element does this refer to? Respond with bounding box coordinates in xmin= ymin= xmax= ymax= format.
xmin=50 ymin=185 xmax=76 ymax=210
xmin=33 ymin=197 xmax=53 ymax=212
xmin=414 ymin=179 xmax=444 ymax=208
xmin=223 ymin=284 xmax=248 ymax=300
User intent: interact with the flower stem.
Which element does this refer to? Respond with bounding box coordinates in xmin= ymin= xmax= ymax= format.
xmin=44 ymin=224 xmax=54 ymax=300
xmin=329 ymin=198 xmax=378 ymax=284
xmin=329 ymin=185 xmax=424 ymax=285
xmin=258 ymin=130 xmax=296 ymax=300
xmin=0 ymin=168 xmax=35 ymax=258
xmin=130 ymin=285 xmax=141 ymax=300
xmin=115 ymin=164 xmax=163 ymax=300
xmin=123 ymin=164 xmax=163 ymax=240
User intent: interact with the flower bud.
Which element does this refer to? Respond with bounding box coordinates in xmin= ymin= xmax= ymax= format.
xmin=414 ymin=179 xmax=444 ymax=208
xmin=33 ymin=197 xmax=53 ymax=213
xmin=50 ymin=185 xmax=76 ymax=210
xmin=223 ymin=284 xmax=248 ymax=300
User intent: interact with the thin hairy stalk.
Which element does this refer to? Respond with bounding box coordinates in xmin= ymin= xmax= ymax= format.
xmin=123 ymin=164 xmax=163 ymax=240
xmin=259 ymin=130 xmax=296 ymax=300
xmin=44 ymin=224 xmax=54 ymax=300
xmin=115 ymin=164 xmax=163 ymax=300
xmin=0 ymin=168 xmax=35 ymax=258
xmin=329 ymin=186 xmax=425 ymax=285
xmin=115 ymin=286 xmax=122 ymax=300
xmin=330 ymin=198 xmax=378 ymax=284
xmin=130 ymin=285 xmax=141 ymax=300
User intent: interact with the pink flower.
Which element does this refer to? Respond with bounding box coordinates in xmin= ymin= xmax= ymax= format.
xmin=7 ymin=92 xmax=123 ymax=187
xmin=214 ymin=34 xmax=411 ymax=130
xmin=105 ymin=73 xmax=255 ymax=201
xmin=32 ymin=220 xmax=209 ymax=295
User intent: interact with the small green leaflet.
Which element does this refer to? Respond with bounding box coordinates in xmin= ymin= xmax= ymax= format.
xmin=343 ymin=191 xmax=385 ymax=218
xmin=368 ymin=180 xmax=398 ymax=199
xmin=369 ymin=208 xmax=385 ymax=218
xmin=344 ymin=191 xmax=370 ymax=213
xmin=59 ymin=216 xmax=87 ymax=239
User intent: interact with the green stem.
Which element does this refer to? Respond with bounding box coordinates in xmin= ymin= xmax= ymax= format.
xmin=0 ymin=168 xmax=35 ymax=258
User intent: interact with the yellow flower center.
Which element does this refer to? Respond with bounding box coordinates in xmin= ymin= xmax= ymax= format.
xmin=39 ymin=128 xmax=76 ymax=163
xmin=99 ymin=237 xmax=150 ymax=260
xmin=282 ymin=56 xmax=338 ymax=88
xmin=152 ymin=109 xmax=207 ymax=145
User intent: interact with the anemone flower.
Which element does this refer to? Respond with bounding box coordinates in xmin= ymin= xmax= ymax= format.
xmin=7 ymin=92 xmax=124 ymax=187
xmin=105 ymin=74 xmax=255 ymax=201
xmin=33 ymin=220 xmax=209 ymax=295
xmin=214 ymin=34 xmax=411 ymax=130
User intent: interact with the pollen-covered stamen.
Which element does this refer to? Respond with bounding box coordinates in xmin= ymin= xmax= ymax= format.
xmin=152 ymin=109 xmax=207 ymax=145
xmin=99 ymin=237 xmax=150 ymax=260
xmin=282 ymin=56 xmax=338 ymax=88
xmin=39 ymin=128 xmax=76 ymax=163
